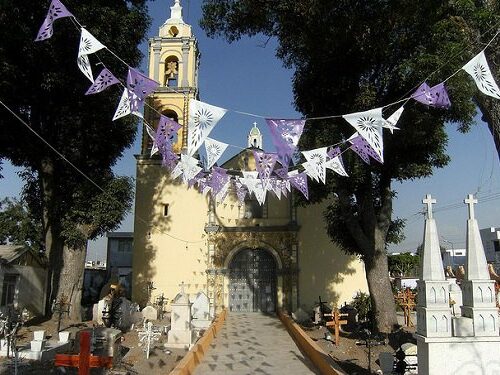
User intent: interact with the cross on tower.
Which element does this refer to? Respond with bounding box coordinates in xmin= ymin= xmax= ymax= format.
xmin=464 ymin=193 xmax=478 ymax=220
xmin=253 ymin=121 xmax=258 ymax=127
xmin=422 ymin=194 xmax=436 ymax=219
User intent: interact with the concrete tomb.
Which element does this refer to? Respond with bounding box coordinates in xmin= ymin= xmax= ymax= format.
xmin=190 ymin=291 xmax=212 ymax=329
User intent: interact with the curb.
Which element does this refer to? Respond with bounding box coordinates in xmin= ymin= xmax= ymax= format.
xmin=169 ymin=309 xmax=227 ymax=375
xmin=277 ymin=309 xmax=347 ymax=375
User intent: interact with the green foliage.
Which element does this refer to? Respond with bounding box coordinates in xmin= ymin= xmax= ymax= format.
xmin=0 ymin=197 xmax=43 ymax=250
xmin=387 ymin=252 xmax=420 ymax=277
xmin=0 ymin=0 xmax=150 ymax=247
xmin=351 ymin=291 xmax=372 ymax=322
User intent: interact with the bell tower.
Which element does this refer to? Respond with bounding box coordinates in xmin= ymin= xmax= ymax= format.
xmin=143 ymin=0 xmax=199 ymax=154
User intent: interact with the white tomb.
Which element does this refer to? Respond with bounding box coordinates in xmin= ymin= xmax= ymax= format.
xmin=142 ymin=305 xmax=158 ymax=322
xmin=166 ymin=284 xmax=194 ymax=349
xmin=190 ymin=292 xmax=212 ymax=329
xmin=415 ymin=194 xmax=500 ymax=375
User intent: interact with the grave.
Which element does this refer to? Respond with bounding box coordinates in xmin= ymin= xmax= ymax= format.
xmin=166 ymin=283 xmax=194 ymax=349
xmin=190 ymin=291 xmax=211 ymax=329
xmin=414 ymin=194 xmax=500 ymax=375
xmin=142 ymin=305 xmax=158 ymax=322
xmin=1 ymin=330 xmax=71 ymax=361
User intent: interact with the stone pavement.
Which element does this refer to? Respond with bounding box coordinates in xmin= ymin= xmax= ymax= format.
xmin=194 ymin=312 xmax=320 ymax=375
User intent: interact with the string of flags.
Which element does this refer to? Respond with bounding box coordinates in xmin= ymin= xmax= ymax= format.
xmin=35 ymin=0 xmax=500 ymax=206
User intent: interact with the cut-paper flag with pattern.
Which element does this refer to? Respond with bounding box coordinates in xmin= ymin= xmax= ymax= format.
xmin=462 ymin=51 xmax=500 ymax=99
xmin=289 ymin=172 xmax=309 ymax=200
xmin=127 ymin=68 xmax=159 ymax=112
xmin=155 ymin=115 xmax=182 ymax=153
xmin=411 ymin=82 xmax=451 ymax=109
xmin=204 ymin=138 xmax=228 ymax=169
xmin=383 ymin=106 xmax=404 ymax=134
xmin=171 ymin=154 xmax=202 ymax=184
xmin=253 ymin=151 xmax=278 ymax=186
xmin=266 ymin=119 xmax=305 ymax=166
xmin=77 ymin=28 xmax=106 ymax=82
xmin=188 ymin=100 xmax=227 ymax=156
xmin=348 ymin=133 xmax=382 ymax=164
xmin=325 ymin=148 xmax=348 ymax=177
xmin=113 ymin=88 xmax=143 ymax=121
xmin=35 ymin=0 xmax=73 ymax=41
xmin=85 ymin=68 xmax=119 ymax=95
xmin=144 ymin=125 xmax=158 ymax=157
xmin=343 ymin=108 xmax=384 ymax=163
xmin=302 ymin=147 xmax=328 ymax=184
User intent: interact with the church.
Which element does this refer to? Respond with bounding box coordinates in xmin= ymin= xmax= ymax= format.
xmin=131 ymin=0 xmax=368 ymax=314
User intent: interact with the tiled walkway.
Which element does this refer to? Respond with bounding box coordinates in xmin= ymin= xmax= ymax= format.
xmin=194 ymin=313 xmax=320 ymax=375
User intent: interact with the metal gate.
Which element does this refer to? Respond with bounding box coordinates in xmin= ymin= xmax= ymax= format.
xmin=228 ymin=249 xmax=277 ymax=313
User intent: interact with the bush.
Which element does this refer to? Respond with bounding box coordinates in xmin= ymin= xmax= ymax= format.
xmin=351 ymin=291 xmax=372 ymax=322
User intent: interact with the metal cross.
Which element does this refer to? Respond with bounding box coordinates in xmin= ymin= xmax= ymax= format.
xmin=464 ymin=194 xmax=478 ymax=220
xmin=422 ymin=194 xmax=436 ymax=219
xmin=138 ymin=322 xmax=161 ymax=359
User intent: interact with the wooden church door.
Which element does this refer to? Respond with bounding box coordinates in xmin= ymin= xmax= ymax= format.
xmin=228 ymin=249 xmax=277 ymax=313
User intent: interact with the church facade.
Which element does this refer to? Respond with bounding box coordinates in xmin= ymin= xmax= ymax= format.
xmin=132 ymin=1 xmax=368 ymax=313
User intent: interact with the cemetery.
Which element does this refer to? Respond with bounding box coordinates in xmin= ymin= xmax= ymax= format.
xmin=0 ymin=0 xmax=499 ymax=374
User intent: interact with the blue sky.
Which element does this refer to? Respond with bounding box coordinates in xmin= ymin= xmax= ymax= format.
xmin=1 ymin=0 xmax=499 ymax=257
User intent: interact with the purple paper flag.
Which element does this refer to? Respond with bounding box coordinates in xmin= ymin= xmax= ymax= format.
xmin=289 ymin=172 xmax=309 ymax=200
xmin=162 ymin=149 xmax=179 ymax=171
xmin=209 ymin=168 xmax=230 ymax=197
xmin=127 ymin=68 xmax=159 ymax=112
xmin=411 ymin=82 xmax=451 ymax=109
xmin=349 ymin=134 xmax=382 ymax=164
xmin=274 ymin=167 xmax=289 ymax=180
xmin=35 ymin=0 xmax=73 ymax=41
xmin=253 ymin=151 xmax=278 ymax=181
xmin=266 ymin=119 xmax=306 ymax=166
xmin=155 ymin=115 xmax=182 ymax=152
xmin=327 ymin=147 xmax=342 ymax=159
xmin=235 ymin=182 xmax=248 ymax=205
xmin=85 ymin=68 xmax=120 ymax=95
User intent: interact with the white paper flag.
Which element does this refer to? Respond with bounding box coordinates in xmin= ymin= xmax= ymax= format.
xmin=302 ymin=147 xmax=328 ymax=184
xmin=172 ymin=154 xmax=202 ymax=184
xmin=343 ymin=108 xmax=384 ymax=162
xmin=204 ymin=138 xmax=229 ymax=169
xmin=77 ymin=28 xmax=106 ymax=82
xmin=188 ymin=100 xmax=227 ymax=156
xmin=113 ymin=89 xmax=131 ymax=121
xmin=383 ymin=105 xmax=404 ymax=134
xmin=462 ymin=51 xmax=500 ymax=99
xmin=302 ymin=161 xmax=319 ymax=182
xmin=145 ymin=125 xmax=159 ymax=157
xmin=326 ymin=155 xmax=349 ymax=177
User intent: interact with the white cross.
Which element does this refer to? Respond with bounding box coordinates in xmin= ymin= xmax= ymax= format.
xmin=422 ymin=194 xmax=436 ymax=219
xmin=253 ymin=122 xmax=258 ymax=127
xmin=464 ymin=194 xmax=478 ymax=220
xmin=138 ymin=322 xmax=161 ymax=359
xmin=179 ymin=281 xmax=185 ymax=294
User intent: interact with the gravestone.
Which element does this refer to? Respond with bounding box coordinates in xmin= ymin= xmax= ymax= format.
xmin=166 ymin=284 xmax=194 ymax=349
xmin=142 ymin=305 xmax=158 ymax=322
xmin=190 ymin=292 xmax=211 ymax=329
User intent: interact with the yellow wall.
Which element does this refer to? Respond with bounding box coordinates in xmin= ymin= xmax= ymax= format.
xmin=132 ymin=158 xmax=210 ymax=307
xmin=297 ymin=201 xmax=368 ymax=309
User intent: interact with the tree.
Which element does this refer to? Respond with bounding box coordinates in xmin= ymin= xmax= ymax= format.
xmin=388 ymin=253 xmax=420 ymax=277
xmin=200 ymin=0 xmax=498 ymax=332
xmin=0 ymin=0 xmax=150 ymax=319
xmin=0 ymin=197 xmax=43 ymax=248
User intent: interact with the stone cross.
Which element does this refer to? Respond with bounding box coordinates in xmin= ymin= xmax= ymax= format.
xmin=422 ymin=194 xmax=436 ymax=219
xmin=464 ymin=193 xmax=478 ymax=220
xmin=179 ymin=281 xmax=186 ymax=295
xmin=253 ymin=121 xmax=258 ymax=127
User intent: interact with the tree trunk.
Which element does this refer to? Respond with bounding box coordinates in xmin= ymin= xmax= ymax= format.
xmin=365 ymin=244 xmax=399 ymax=334
xmin=39 ymin=157 xmax=63 ymax=317
xmin=55 ymin=243 xmax=87 ymax=321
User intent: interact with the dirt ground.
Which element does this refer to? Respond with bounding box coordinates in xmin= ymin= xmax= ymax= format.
xmin=0 ymin=312 xmax=416 ymax=375
xmin=0 ymin=315 xmax=188 ymax=375
xmin=303 ymin=317 xmax=417 ymax=375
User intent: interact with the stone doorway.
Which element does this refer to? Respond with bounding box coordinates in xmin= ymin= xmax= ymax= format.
xmin=228 ymin=249 xmax=277 ymax=313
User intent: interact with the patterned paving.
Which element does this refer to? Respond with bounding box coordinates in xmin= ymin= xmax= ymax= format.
xmin=194 ymin=313 xmax=320 ymax=375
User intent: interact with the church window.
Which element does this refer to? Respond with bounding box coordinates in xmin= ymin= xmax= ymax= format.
xmin=168 ymin=26 xmax=179 ymax=37
xmin=163 ymin=204 xmax=169 ymax=217
xmin=164 ymin=56 xmax=179 ymax=87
